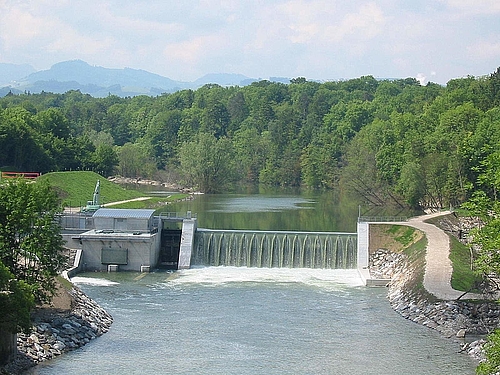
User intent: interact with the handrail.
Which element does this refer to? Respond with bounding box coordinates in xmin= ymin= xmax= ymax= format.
xmin=157 ymin=211 xmax=197 ymax=219
xmin=358 ymin=216 xmax=408 ymax=223
xmin=1 ymin=171 xmax=40 ymax=179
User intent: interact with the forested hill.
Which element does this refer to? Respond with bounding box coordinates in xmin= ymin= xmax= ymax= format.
xmin=1 ymin=68 xmax=500 ymax=209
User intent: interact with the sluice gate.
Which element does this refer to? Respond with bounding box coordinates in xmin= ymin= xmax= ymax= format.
xmin=192 ymin=229 xmax=357 ymax=269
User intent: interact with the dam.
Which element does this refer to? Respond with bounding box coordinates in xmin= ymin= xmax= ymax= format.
xmin=192 ymin=229 xmax=357 ymax=269
xmin=61 ymin=208 xmax=364 ymax=276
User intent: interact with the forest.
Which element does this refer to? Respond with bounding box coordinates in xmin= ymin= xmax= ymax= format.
xmin=1 ymin=67 xmax=500 ymax=210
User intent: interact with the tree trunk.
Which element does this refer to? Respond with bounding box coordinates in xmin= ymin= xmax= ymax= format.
xmin=0 ymin=330 xmax=17 ymax=365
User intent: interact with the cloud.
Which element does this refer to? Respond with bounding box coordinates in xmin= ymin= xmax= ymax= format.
xmin=333 ymin=2 xmax=386 ymax=42
xmin=467 ymin=40 xmax=500 ymax=62
xmin=439 ymin=0 xmax=500 ymax=15
xmin=0 ymin=6 xmax=45 ymax=49
xmin=0 ymin=0 xmax=498 ymax=83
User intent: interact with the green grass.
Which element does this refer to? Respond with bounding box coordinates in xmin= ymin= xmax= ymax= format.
xmin=385 ymin=225 xmax=417 ymax=245
xmin=425 ymin=215 xmax=484 ymax=293
xmin=38 ymin=171 xmax=189 ymax=210
xmin=39 ymin=171 xmax=143 ymax=207
xmin=395 ymin=227 xmax=417 ymax=246
xmin=449 ymin=235 xmax=483 ymax=292
xmin=56 ymin=275 xmax=74 ymax=291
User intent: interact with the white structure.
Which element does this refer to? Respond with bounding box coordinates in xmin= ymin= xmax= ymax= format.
xmin=79 ymin=209 xmax=161 ymax=272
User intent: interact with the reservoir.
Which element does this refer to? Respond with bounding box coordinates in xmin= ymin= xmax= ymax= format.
xmin=29 ymin=190 xmax=477 ymax=374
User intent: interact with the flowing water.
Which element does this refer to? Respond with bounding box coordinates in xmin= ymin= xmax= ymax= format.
xmin=30 ymin=268 xmax=477 ymax=375
xmin=193 ymin=230 xmax=357 ymax=269
xmin=29 ymin=190 xmax=477 ymax=374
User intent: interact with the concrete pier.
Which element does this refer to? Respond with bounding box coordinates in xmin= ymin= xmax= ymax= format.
xmin=178 ymin=219 xmax=197 ymax=269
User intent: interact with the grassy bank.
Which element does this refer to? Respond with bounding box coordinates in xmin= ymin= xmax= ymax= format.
xmin=39 ymin=171 xmax=189 ymax=209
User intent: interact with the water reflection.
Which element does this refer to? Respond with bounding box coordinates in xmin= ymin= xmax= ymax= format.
xmin=162 ymin=189 xmax=360 ymax=232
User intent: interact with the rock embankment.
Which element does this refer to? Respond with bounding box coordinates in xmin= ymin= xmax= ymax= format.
xmin=107 ymin=175 xmax=195 ymax=193
xmin=370 ymin=248 xmax=500 ymax=362
xmin=1 ymin=286 xmax=112 ymax=374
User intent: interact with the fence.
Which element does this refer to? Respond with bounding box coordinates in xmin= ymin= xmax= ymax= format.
xmin=358 ymin=216 xmax=408 ymax=223
xmin=1 ymin=171 xmax=40 ymax=179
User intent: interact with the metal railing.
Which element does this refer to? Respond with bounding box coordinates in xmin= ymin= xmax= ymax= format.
xmin=156 ymin=211 xmax=197 ymax=220
xmin=358 ymin=216 xmax=408 ymax=223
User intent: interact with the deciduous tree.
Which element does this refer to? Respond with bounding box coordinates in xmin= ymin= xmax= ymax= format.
xmin=0 ymin=179 xmax=65 ymax=304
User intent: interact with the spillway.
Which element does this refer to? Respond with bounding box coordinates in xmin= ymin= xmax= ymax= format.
xmin=192 ymin=229 xmax=357 ymax=269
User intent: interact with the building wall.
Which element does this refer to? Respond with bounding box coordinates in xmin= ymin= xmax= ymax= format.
xmin=81 ymin=232 xmax=160 ymax=271
xmin=93 ymin=217 xmax=151 ymax=231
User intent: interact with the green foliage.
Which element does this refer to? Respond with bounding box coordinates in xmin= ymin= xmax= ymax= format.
xmin=0 ymin=179 xmax=65 ymax=304
xmin=477 ymin=329 xmax=500 ymax=375
xmin=0 ymin=261 xmax=34 ymax=334
xmin=179 ymin=133 xmax=238 ymax=193
xmin=117 ymin=143 xmax=156 ymax=179
xmin=1 ymin=67 xmax=500 ymax=210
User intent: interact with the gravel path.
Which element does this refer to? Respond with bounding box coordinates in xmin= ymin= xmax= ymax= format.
xmin=102 ymin=197 xmax=152 ymax=206
xmin=403 ymin=211 xmax=481 ymax=300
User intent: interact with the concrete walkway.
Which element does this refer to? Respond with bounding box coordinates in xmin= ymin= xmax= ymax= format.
xmin=399 ymin=211 xmax=481 ymax=300
xmin=101 ymin=197 xmax=152 ymax=207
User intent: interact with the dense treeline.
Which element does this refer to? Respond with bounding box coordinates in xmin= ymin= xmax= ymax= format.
xmin=1 ymin=67 xmax=500 ymax=208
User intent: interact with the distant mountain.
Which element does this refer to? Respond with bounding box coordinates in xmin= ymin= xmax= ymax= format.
xmin=0 ymin=60 xmax=270 ymax=97
xmin=0 ymin=63 xmax=36 ymax=86
xmin=193 ymin=73 xmax=257 ymax=87
xmin=25 ymin=60 xmax=182 ymax=89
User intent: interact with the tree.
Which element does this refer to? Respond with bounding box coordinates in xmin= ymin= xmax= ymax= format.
xmin=178 ymin=133 xmax=238 ymax=193
xmin=0 ymin=261 xmax=34 ymax=334
xmin=0 ymin=107 xmax=44 ymax=171
xmin=91 ymin=144 xmax=119 ymax=177
xmin=0 ymin=179 xmax=66 ymax=303
xmin=143 ymin=110 xmax=182 ymax=168
xmin=201 ymin=99 xmax=230 ymax=138
xmin=233 ymin=126 xmax=268 ymax=183
xmin=117 ymin=142 xmax=156 ymax=178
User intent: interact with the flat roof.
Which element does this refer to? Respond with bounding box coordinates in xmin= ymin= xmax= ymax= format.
xmin=92 ymin=208 xmax=155 ymax=219
xmin=80 ymin=229 xmax=155 ymax=239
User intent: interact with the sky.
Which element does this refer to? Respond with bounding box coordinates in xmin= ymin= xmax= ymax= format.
xmin=1 ymin=0 xmax=499 ymax=85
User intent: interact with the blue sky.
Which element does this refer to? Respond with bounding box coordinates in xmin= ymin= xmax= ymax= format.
xmin=1 ymin=0 xmax=499 ymax=84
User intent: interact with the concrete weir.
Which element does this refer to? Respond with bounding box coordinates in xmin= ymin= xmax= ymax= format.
xmin=61 ymin=209 xmax=376 ymax=275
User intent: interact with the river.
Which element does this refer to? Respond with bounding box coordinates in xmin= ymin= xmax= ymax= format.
xmin=28 ymin=190 xmax=477 ymax=374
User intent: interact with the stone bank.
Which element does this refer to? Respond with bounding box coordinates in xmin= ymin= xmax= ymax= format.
xmin=370 ymin=248 xmax=500 ymax=362
xmin=1 ymin=286 xmax=112 ymax=374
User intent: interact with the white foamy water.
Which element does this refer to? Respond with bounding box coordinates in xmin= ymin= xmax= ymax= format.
xmin=71 ymin=276 xmax=119 ymax=286
xmin=170 ymin=266 xmax=364 ymax=289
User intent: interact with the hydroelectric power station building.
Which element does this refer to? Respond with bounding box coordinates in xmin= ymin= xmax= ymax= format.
xmin=64 ymin=208 xmax=196 ymax=273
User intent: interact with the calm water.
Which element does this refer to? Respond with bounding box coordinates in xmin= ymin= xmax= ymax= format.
xmin=29 ymin=268 xmax=477 ymax=375
xmin=162 ymin=188 xmax=418 ymax=233
xmin=28 ymin=191 xmax=475 ymax=374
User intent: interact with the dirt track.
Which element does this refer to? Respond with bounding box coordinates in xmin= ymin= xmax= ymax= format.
xmin=403 ymin=211 xmax=481 ymax=300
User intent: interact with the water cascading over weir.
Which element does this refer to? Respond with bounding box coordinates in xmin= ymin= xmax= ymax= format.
xmin=191 ymin=229 xmax=357 ymax=269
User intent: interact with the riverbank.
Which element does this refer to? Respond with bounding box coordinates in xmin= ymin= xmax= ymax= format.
xmin=385 ymin=247 xmax=498 ymax=360
xmin=368 ymin=215 xmax=500 ymax=364
xmin=107 ymin=175 xmax=197 ymax=194
xmin=0 ymin=284 xmax=112 ymax=375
